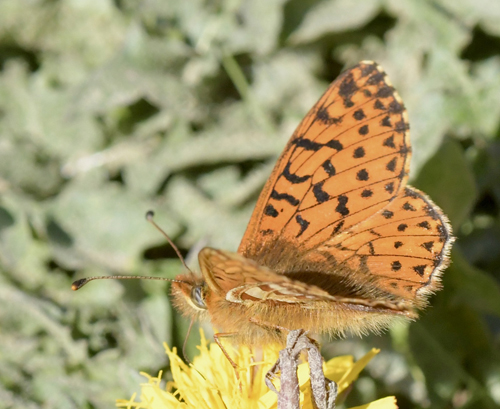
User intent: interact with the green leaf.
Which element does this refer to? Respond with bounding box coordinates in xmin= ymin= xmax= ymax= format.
xmin=446 ymin=249 xmax=500 ymax=317
xmin=289 ymin=0 xmax=381 ymax=44
xmin=413 ymin=137 xmax=477 ymax=230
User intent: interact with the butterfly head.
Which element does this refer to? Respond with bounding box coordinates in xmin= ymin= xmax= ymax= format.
xmin=171 ymin=274 xmax=211 ymax=320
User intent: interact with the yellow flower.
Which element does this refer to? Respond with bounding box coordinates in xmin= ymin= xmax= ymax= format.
xmin=117 ymin=330 xmax=397 ymax=409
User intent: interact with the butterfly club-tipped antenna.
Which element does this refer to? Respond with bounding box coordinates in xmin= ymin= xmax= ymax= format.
xmin=71 ymin=210 xmax=193 ymax=291
xmin=145 ymin=210 xmax=194 ymax=274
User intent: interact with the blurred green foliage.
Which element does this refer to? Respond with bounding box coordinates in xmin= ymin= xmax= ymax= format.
xmin=1 ymin=1 xmax=500 ymax=408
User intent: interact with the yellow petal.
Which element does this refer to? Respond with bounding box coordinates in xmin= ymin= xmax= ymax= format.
xmin=348 ymin=396 xmax=398 ymax=409
xmin=325 ymin=349 xmax=380 ymax=392
xmin=118 ymin=330 xmax=395 ymax=409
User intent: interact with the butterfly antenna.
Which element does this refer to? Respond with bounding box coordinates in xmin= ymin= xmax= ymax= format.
xmin=71 ymin=275 xmax=189 ymax=291
xmin=145 ymin=210 xmax=194 ymax=274
xmin=71 ymin=211 xmax=195 ymax=291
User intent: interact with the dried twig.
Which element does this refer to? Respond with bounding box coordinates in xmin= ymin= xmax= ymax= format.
xmin=266 ymin=330 xmax=337 ymax=409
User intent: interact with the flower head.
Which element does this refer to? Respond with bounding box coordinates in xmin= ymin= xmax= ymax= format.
xmin=117 ymin=330 xmax=398 ymax=409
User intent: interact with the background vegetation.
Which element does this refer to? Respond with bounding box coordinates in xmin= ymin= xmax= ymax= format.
xmin=1 ymin=0 xmax=500 ymax=408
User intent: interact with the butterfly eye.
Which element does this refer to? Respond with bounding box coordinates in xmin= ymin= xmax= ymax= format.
xmin=190 ymin=286 xmax=207 ymax=310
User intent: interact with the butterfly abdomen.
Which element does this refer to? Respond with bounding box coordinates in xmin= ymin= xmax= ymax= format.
xmin=207 ymin=286 xmax=413 ymax=345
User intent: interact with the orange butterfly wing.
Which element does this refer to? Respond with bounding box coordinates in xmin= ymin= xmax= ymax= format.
xmin=196 ymin=247 xmax=415 ymax=342
xmin=239 ymin=61 xmax=411 ymax=253
xmin=198 ymin=247 xmax=408 ymax=312
xmin=237 ymin=61 xmax=453 ymax=309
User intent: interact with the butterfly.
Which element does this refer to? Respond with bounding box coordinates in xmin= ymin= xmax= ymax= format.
xmin=72 ymin=61 xmax=454 ymax=349
xmin=169 ymin=61 xmax=454 ymax=346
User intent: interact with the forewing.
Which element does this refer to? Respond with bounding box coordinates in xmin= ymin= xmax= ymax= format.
xmin=198 ymin=247 xmax=283 ymax=296
xmin=238 ymin=61 xmax=411 ymax=256
xmin=237 ymin=61 xmax=453 ymax=308
xmin=199 ymin=248 xmax=413 ymax=314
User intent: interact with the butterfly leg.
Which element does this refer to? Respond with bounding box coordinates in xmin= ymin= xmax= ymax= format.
xmin=213 ymin=332 xmax=241 ymax=383
xmin=248 ymin=316 xmax=291 ymax=336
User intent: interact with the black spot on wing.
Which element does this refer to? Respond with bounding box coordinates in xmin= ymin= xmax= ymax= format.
xmin=403 ymin=202 xmax=417 ymax=211
xmin=377 ymin=86 xmax=393 ymax=98
xmin=322 ymin=160 xmax=336 ymax=176
xmin=358 ymin=125 xmax=369 ymax=135
xmin=383 ymin=135 xmax=395 ymax=148
xmin=338 ymin=73 xmax=358 ymax=99
xmin=418 ymin=221 xmax=431 ymax=230
xmin=353 ymin=109 xmax=366 ymax=121
xmin=331 ymin=220 xmax=344 ymax=236
xmin=422 ymin=241 xmax=434 ymax=252
xmin=391 ymin=261 xmax=402 ymax=271
xmin=397 ymin=223 xmax=408 ymax=232
xmin=336 ymin=195 xmax=349 ymax=216
xmin=395 ymin=120 xmax=409 ymax=133
xmin=338 ymin=73 xmax=358 ymax=108
xmin=283 ymin=162 xmax=310 ymax=184
xmin=353 ymin=147 xmax=365 ymax=158
xmin=271 ymin=190 xmax=299 ymax=206
xmin=404 ymin=188 xmax=419 ymax=198
xmin=316 ymin=107 xmax=330 ymax=124
xmin=316 ymin=107 xmax=343 ymax=125
xmin=326 ymin=139 xmax=343 ymax=151
xmin=381 ymin=116 xmax=392 ymax=127
xmin=413 ymin=265 xmax=426 ymax=277
xmin=424 ymin=205 xmax=440 ymax=220
xmin=265 ymin=204 xmax=279 ymax=218
xmin=386 ymin=157 xmax=397 ymax=172
xmin=382 ymin=210 xmax=394 ymax=219
xmin=356 ymin=169 xmax=369 ymax=181
xmin=361 ymin=189 xmax=373 ymax=198
xmin=313 ymin=181 xmax=330 ymax=203
xmin=399 ymin=145 xmax=410 ymax=155
xmin=361 ymin=64 xmax=377 ymax=77
xmin=388 ymin=100 xmax=404 ymax=114
xmin=294 ymin=137 xmax=322 ymax=151
xmin=374 ymin=99 xmax=385 ymax=110
xmin=295 ymin=215 xmax=310 ymax=237
xmin=366 ymin=71 xmax=386 ymax=85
